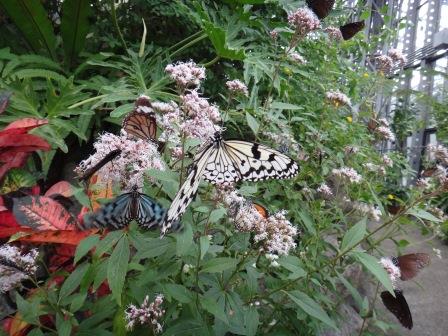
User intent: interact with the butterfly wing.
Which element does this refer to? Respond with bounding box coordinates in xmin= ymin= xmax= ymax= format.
xmin=218 ymin=140 xmax=299 ymax=182
xmin=340 ymin=21 xmax=365 ymax=40
xmin=253 ymin=203 xmax=269 ymax=218
xmin=162 ymin=143 xmax=214 ymax=234
xmin=381 ymin=290 xmax=413 ymax=329
xmin=306 ymin=0 xmax=335 ymax=19
xmin=83 ymin=192 xmax=134 ymax=230
xmin=123 ymin=111 xmax=157 ymax=141
xmin=397 ymin=253 xmax=430 ymax=281
xmin=135 ymin=193 xmax=167 ymax=229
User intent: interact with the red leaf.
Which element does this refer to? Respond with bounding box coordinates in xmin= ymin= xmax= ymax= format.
xmin=1 ymin=118 xmax=48 ymax=134
xmin=0 ymin=133 xmax=50 ymax=150
xmin=45 ymin=181 xmax=74 ymax=198
xmin=13 ymin=196 xmax=78 ymax=230
xmin=0 ymin=152 xmax=29 ymax=180
xmin=17 ymin=229 xmax=98 ymax=245
xmin=0 ymin=205 xmax=7 ymax=211
xmin=0 ymin=228 xmax=33 ymax=239
xmin=0 ymin=210 xmax=20 ymax=228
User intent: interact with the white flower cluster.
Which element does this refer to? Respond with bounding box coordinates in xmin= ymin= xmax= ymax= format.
xmin=165 ymin=61 xmax=205 ymax=88
xmin=416 ymin=178 xmax=431 ymax=189
xmin=344 ymin=145 xmax=359 ymax=155
xmin=353 ymin=202 xmax=382 ymax=221
xmin=326 ymin=91 xmax=351 ymax=107
xmin=379 ymin=257 xmax=401 ymax=287
xmin=317 ymin=183 xmax=333 ymax=197
xmin=287 ymin=8 xmax=320 ymax=36
xmin=428 ymin=144 xmax=448 ymax=166
xmin=324 ymin=26 xmax=343 ymax=41
xmin=270 ymin=30 xmax=279 ymax=39
xmin=75 ymin=132 xmax=164 ymax=189
xmin=226 ymin=79 xmax=249 ymax=96
xmin=289 ymin=52 xmax=307 ymax=64
xmin=375 ymin=55 xmax=394 ymax=74
xmin=387 ymin=48 xmax=407 ymax=67
xmin=263 ymin=131 xmax=302 ymax=156
xmin=376 ymin=126 xmax=395 ymax=141
xmin=0 ymin=244 xmax=38 ymax=293
xmin=382 ymin=154 xmax=393 ymax=167
xmin=363 ymin=162 xmax=386 ymax=175
xmin=125 ymin=294 xmax=165 ymax=332
xmin=216 ymin=189 xmax=298 ymax=256
xmin=332 ymin=167 xmax=362 ymax=184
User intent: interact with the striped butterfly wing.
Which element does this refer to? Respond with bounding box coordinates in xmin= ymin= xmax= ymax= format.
xmin=340 ymin=21 xmax=365 ymax=40
xmin=203 ymin=140 xmax=299 ymax=183
xmin=381 ymin=290 xmax=413 ymax=329
xmin=306 ymin=0 xmax=335 ymax=19
xmin=135 ymin=193 xmax=167 ymax=229
xmin=83 ymin=192 xmax=134 ymax=230
xmin=123 ymin=111 xmax=157 ymax=141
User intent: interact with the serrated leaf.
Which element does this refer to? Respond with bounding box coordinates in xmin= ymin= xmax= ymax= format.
xmin=107 ymin=236 xmax=130 ymax=305
xmin=244 ymin=306 xmax=259 ymax=336
xmin=201 ymin=297 xmax=229 ymax=324
xmin=286 ymin=291 xmax=337 ymax=330
xmin=200 ymin=235 xmax=210 ymax=259
xmin=176 ymin=224 xmax=193 ymax=256
xmin=209 ymin=208 xmax=227 ymax=223
xmin=75 ymin=235 xmax=100 ymax=264
xmin=200 ymin=257 xmax=237 ymax=273
xmin=246 ymin=112 xmax=259 ymax=134
xmin=340 ymin=217 xmax=367 ymax=252
xmin=271 ymin=102 xmax=303 ymax=110
xmin=165 ymin=284 xmax=194 ymax=303
xmin=59 ymin=263 xmax=89 ymax=302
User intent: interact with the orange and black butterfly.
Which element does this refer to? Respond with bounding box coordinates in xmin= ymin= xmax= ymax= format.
xmin=339 ymin=21 xmax=365 ymax=40
xmin=306 ymin=0 xmax=335 ymax=19
xmin=122 ymin=96 xmax=157 ymax=142
xmin=253 ymin=203 xmax=269 ymax=218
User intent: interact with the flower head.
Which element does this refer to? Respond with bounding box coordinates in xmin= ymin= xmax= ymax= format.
xmin=416 ymin=178 xmax=431 ymax=189
xmin=379 ymin=257 xmax=401 ymax=286
xmin=288 ymin=8 xmax=320 ymax=36
xmin=326 ymin=91 xmax=351 ymax=107
xmin=75 ymin=132 xmax=164 ymax=189
xmin=375 ymin=55 xmax=394 ymax=74
xmin=226 ymin=79 xmax=249 ymax=96
xmin=427 ymin=144 xmax=448 ymax=166
xmin=270 ymin=30 xmax=279 ymax=39
xmin=317 ymin=183 xmax=333 ymax=198
xmin=0 ymin=244 xmax=38 ymax=293
xmin=387 ymin=49 xmax=407 ymax=67
xmin=324 ymin=26 xmax=343 ymax=41
xmin=344 ymin=145 xmax=359 ymax=155
xmin=376 ymin=126 xmax=395 ymax=141
xmin=125 ymin=294 xmax=165 ymax=332
xmin=332 ymin=167 xmax=362 ymax=184
xmin=382 ymin=154 xmax=393 ymax=167
xmin=165 ymin=61 xmax=205 ymax=88
xmin=289 ymin=52 xmax=307 ymax=64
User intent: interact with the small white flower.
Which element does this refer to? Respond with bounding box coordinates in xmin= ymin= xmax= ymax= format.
xmin=433 ymin=248 xmax=442 ymax=259
xmin=379 ymin=257 xmax=401 ymax=286
xmin=165 ymin=61 xmax=205 ymax=88
xmin=317 ymin=183 xmax=333 ymax=197
xmin=182 ymin=264 xmax=194 ymax=273
xmin=332 ymin=167 xmax=362 ymax=184
xmin=289 ymin=52 xmax=307 ymax=64
xmin=226 ymin=79 xmax=249 ymax=96
xmin=288 ymin=8 xmax=320 ymax=36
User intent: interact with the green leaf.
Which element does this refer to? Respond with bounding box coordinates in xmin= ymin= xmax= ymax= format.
xmin=56 ymin=313 xmax=72 ymax=336
xmin=110 ymin=103 xmax=134 ymax=118
xmin=246 ymin=112 xmax=259 ymax=134
xmin=176 ymin=223 xmax=193 ymax=256
xmin=94 ymin=231 xmax=123 ymax=257
xmin=61 ymin=0 xmax=91 ymax=67
xmin=0 ymin=0 xmax=57 ymax=59
xmin=277 ymin=256 xmax=306 ymax=279
xmin=15 ymin=292 xmax=41 ymax=324
xmin=13 ymin=69 xmax=67 ymax=82
xmin=271 ymin=102 xmax=303 ymax=110
xmin=297 ymin=209 xmax=316 ymax=234
xmin=336 ymin=273 xmax=363 ymax=310
xmin=107 ymin=236 xmax=130 ymax=305
xmin=407 ymin=208 xmax=442 ymax=222
xmin=244 ymin=306 xmax=259 ymax=336
xmin=209 ymin=207 xmax=227 ymax=223
xmin=340 ymin=217 xmax=367 ymax=252
xmin=351 ymin=251 xmax=394 ymax=294
xmin=74 ymin=235 xmax=100 ymax=264
xmin=58 ymin=263 xmax=89 ymax=302
xmin=164 ymin=284 xmax=194 ymax=303
xmin=135 ymin=238 xmax=174 ymax=259
xmin=200 ymin=235 xmax=210 ymax=259
xmin=286 ymin=291 xmax=337 ymax=330
xmin=202 ymin=21 xmax=245 ymax=60
xmin=201 ymin=257 xmax=237 ymax=273
xmin=201 ymin=297 xmax=229 ymax=324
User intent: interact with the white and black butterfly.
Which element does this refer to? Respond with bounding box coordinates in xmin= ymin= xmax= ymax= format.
xmin=162 ymin=132 xmax=299 ymax=234
xmin=83 ymin=186 xmax=170 ymax=230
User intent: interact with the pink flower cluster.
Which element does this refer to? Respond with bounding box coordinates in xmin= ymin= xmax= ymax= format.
xmin=289 ymin=52 xmax=307 ymax=64
xmin=376 ymin=126 xmax=395 ymax=141
xmin=332 ymin=167 xmax=362 ymax=184
xmin=75 ymin=132 xmax=164 ymax=189
xmin=216 ymin=189 xmax=298 ymax=256
xmin=379 ymin=257 xmax=401 ymax=287
xmin=317 ymin=183 xmax=333 ymax=197
xmin=288 ymin=8 xmax=320 ymax=36
xmin=388 ymin=48 xmax=407 ymax=67
xmin=363 ymin=162 xmax=386 ymax=175
xmin=375 ymin=55 xmax=394 ymax=74
xmin=226 ymin=79 xmax=249 ymax=96
xmin=0 ymin=244 xmax=38 ymax=293
xmin=324 ymin=26 xmax=343 ymax=41
xmin=382 ymin=154 xmax=393 ymax=167
xmin=326 ymin=91 xmax=351 ymax=107
xmin=125 ymin=294 xmax=165 ymax=332
xmin=428 ymin=144 xmax=448 ymax=166
xmin=165 ymin=61 xmax=205 ymax=88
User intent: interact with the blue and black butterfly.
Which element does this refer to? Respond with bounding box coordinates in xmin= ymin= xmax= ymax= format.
xmin=83 ymin=186 xmax=170 ymax=230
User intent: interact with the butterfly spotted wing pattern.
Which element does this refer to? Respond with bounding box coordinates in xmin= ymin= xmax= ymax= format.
xmin=162 ymin=134 xmax=299 ymax=233
xmin=340 ymin=21 xmax=365 ymax=40
xmin=381 ymin=290 xmax=413 ymax=329
xmin=394 ymin=253 xmax=430 ymax=281
xmin=83 ymin=188 xmax=166 ymax=230
xmin=306 ymin=0 xmax=335 ymax=19
xmin=123 ymin=111 xmax=157 ymax=141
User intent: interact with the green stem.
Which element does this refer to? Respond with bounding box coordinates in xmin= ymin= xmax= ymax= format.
xmin=169 ymin=33 xmax=208 ymax=59
xmin=68 ymin=94 xmax=107 ymax=109
xmin=110 ymin=0 xmax=127 ymax=50
xmin=202 ymin=55 xmax=220 ymax=68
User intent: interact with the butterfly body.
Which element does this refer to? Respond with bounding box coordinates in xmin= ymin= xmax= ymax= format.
xmin=162 ymin=133 xmax=299 ymax=233
xmin=83 ymin=186 xmax=167 ymax=230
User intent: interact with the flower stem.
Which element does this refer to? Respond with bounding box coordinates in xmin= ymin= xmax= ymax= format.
xmin=109 ymin=0 xmax=127 ymax=51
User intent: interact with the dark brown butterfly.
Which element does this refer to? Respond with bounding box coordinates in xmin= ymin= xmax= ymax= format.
xmin=340 ymin=21 xmax=365 ymax=40
xmin=381 ymin=290 xmax=413 ymax=329
xmin=306 ymin=0 xmax=335 ymax=19
xmin=78 ymin=149 xmax=122 ymax=182
xmin=392 ymin=253 xmax=430 ymax=281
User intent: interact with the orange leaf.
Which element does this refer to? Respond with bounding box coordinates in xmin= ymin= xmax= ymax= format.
xmin=44 ymin=181 xmax=74 ymax=198
xmin=9 ymin=312 xmax=29 ymax=336
xmin=88 ymin=174 xmax=114 ymax=211
xmin=13 ymin=196 xmax=78 ymax=230
xmin=17 ymin=229 xmax=99 ymax=245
